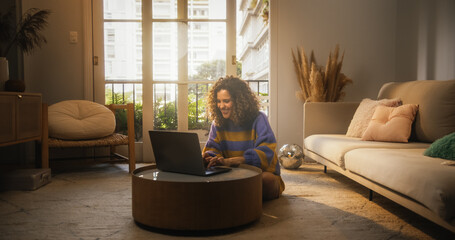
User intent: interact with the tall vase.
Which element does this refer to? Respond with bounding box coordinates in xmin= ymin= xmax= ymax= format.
xmin=0 ymin=57 xmax=9 ymax=91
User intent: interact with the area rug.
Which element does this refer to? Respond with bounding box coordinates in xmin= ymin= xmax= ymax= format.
xmin=0 ymin=162 xmax=453 ymax=239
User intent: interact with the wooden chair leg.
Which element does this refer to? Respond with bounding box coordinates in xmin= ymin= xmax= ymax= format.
xmin=126 ymin=103 xmax=136 ymax=173
xmin=128 ymin=141 xmax=135 ymax=173
xmin=110 ymin=145 xmax=116 ymax=157
xmin=41 ymin=103 xmax=49 ymax=168
xmin=106 ymin=103 xmax=136 ymax=173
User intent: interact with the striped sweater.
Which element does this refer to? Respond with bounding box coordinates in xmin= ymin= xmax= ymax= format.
xmin=203 ymin=112 xmax=281 ymax=176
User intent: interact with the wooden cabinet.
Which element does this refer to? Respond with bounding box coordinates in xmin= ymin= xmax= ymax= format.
xmin=0 ymin=92 xmax=47 ymax=168
xmin=0 ymin=94 xmax=16 ymax=143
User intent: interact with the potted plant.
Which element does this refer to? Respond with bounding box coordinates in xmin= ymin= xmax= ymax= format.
xmin=0 ymin=7 xmax=50 ymax=92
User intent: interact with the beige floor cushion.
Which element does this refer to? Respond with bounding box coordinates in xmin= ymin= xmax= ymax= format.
xmin=48 ymin=100 xmax=116 ymax=140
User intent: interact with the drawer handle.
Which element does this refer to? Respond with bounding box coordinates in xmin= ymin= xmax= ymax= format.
xmin=17 ymin=95 xmax=23 ymax=99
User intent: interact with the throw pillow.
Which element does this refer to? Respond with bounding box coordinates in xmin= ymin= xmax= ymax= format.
xmin=423 ymin=132 xmax=455 ymax=160
xmin=361 ymin=104 xmax=418 ymax=142
xmin=346 ymin=98 xmax=402 ymax=137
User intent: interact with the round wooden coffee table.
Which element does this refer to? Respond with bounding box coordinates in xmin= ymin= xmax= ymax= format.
xmin=132 ymin=164 xmax=262 ymax=231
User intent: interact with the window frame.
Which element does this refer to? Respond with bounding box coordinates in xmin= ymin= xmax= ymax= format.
xmin=141 ymin=0 xmax=236 ymax=160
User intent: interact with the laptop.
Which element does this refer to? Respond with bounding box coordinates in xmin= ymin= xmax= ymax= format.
xmin=149 ymin=130 xmax=231 ymax=176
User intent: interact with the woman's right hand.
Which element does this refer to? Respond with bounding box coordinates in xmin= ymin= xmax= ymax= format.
xmin=206 ymin=155 xmax=225 ymax=168
xmin=202 ymin=152 xmax=211 ymax=165
xmin=203 ymin=152 xmax=227 ymax=168
xmin=203 ymin=154 xmax=245 ymax=168
xmin=202 ymin=152 xmax=218 ymax=167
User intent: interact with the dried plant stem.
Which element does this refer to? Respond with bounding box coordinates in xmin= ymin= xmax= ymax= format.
xmin=291 ymin=44 xmax=352 ymax=102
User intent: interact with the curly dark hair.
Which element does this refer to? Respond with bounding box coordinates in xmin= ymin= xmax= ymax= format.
xmin=207 ymin=76 xmax=260 ymax=127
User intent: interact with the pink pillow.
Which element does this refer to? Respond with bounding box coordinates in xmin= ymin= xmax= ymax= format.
xmin=361 ymin=104 xmax=419 ymax=142
xmin=346 ymin=98 xmax=402 ymax=137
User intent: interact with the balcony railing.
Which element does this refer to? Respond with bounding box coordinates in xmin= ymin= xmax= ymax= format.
xmin=105 ymin=80 xmax=142 ymax=106
xmin=105 ymin=79 xmax=269 ymax=130
xmin=106 ymin=79 xmax=268 ymax=105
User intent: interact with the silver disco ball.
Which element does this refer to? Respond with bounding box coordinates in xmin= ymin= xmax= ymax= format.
xmin=278 ymin=144 xmax=304 ymax=169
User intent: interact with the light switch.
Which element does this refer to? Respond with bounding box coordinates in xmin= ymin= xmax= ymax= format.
xmin=69 ymin=31 xmax=78 ymax=43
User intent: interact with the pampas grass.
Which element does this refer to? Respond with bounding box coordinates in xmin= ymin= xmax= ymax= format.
xmin=292 ymin=44 xmax=352 ymax=102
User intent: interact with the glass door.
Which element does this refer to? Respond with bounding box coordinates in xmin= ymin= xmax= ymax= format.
xmin=94 ymin=0 xmax=236 ymax=161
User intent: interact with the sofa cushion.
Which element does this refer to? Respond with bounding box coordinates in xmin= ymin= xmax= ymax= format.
xmin=362 ymin=104 xmax=418 ymax=142
xmin=48 ymin=100 xmax=116 ymax=140
xmin=304 ymin=134 xmax=430 ymax=168
xmin=424 ymin=132 xmax=455 ymax=160
xmin=377 ymin=80 xmax=455 ymax=143
xmin=345 ymin=148 xmax=455 ymax=221
xmin=346 ymin=98 xmax=402 ymax=138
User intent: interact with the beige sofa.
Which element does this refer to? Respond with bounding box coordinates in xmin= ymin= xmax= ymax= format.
xmin=303 ymin=80 xmax=455 ymax=232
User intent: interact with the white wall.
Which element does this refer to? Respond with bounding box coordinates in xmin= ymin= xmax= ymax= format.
xmin=416 ymin=0 xmax=455 ymax=80
xmin=22 ymin=0 xmax=86 ymax=105
xmin=395 ymin=0 xmax=420 ymax=81
xmin=396 ymin=0 xmax=455 ymax=81
xmin=270 ymin=0 xmax=398 ymax=149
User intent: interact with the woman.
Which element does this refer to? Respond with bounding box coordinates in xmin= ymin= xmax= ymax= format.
xmin=203 ymin=76 xmax=285 ymax=200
